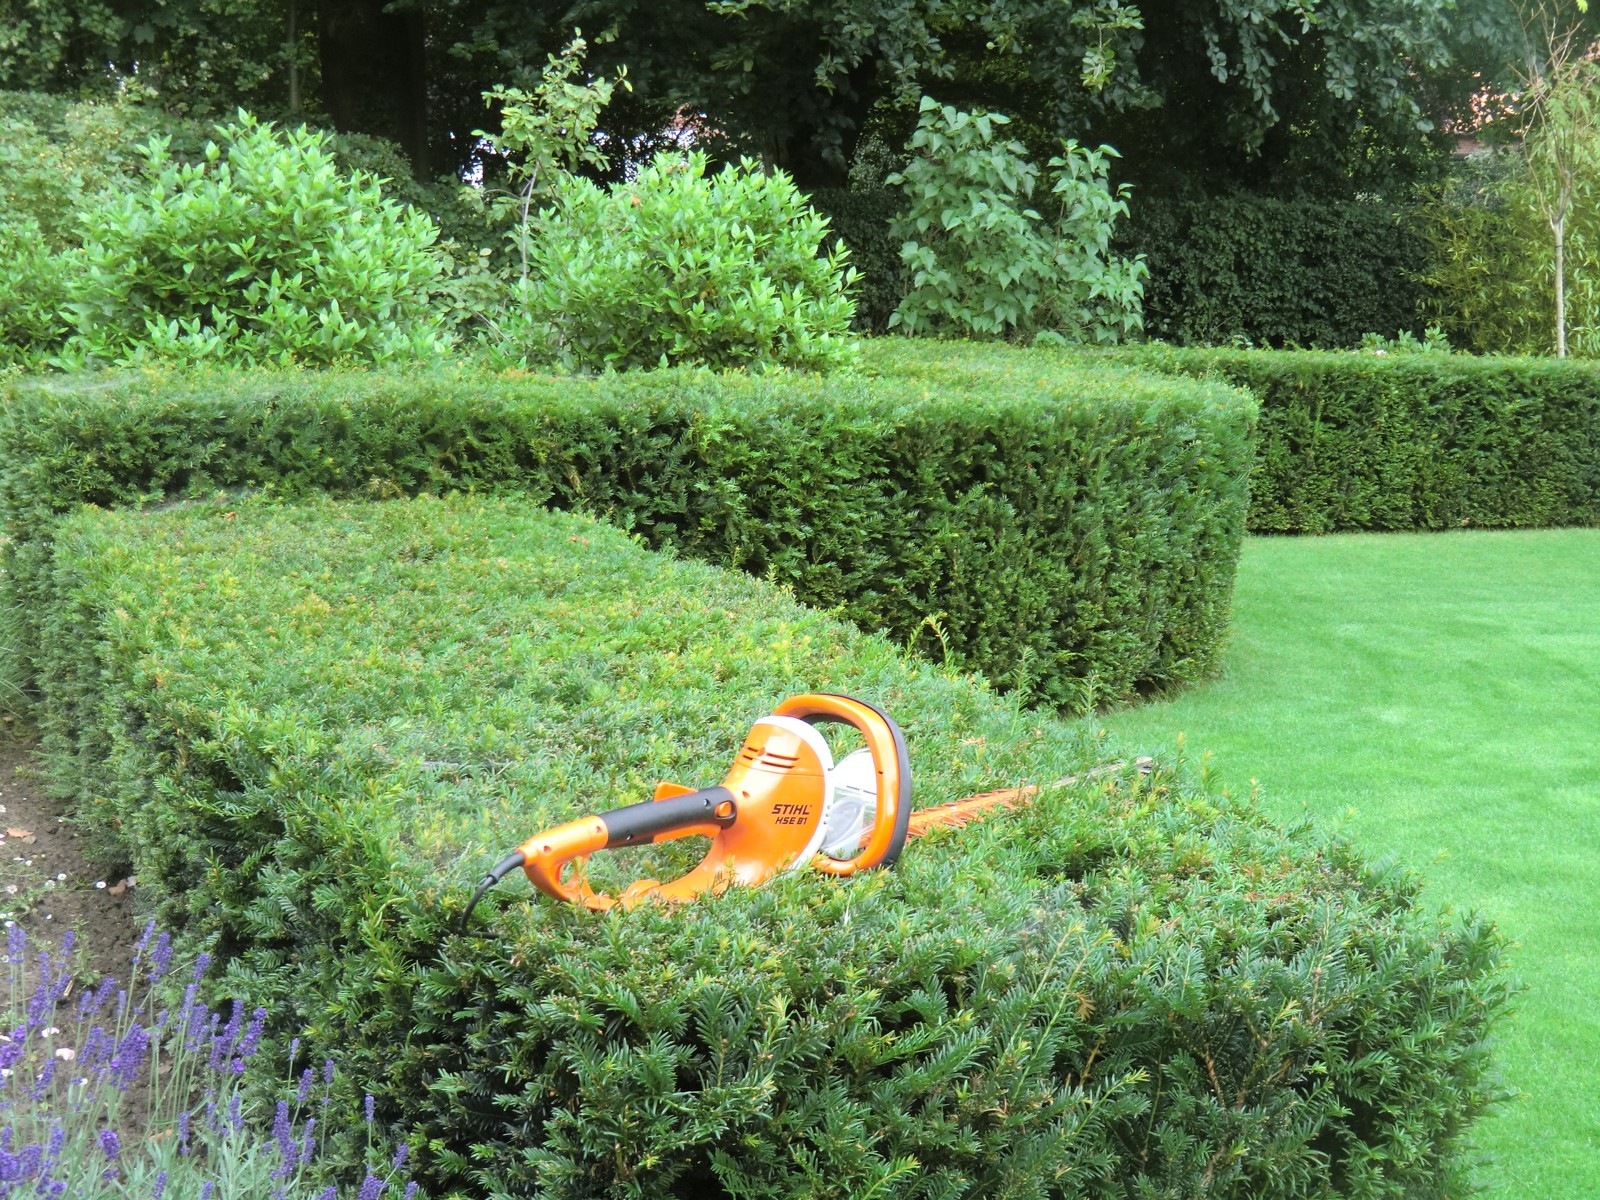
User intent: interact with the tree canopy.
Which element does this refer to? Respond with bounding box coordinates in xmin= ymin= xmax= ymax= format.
xmin=0 ymin=0 xmax=1537 ymax=194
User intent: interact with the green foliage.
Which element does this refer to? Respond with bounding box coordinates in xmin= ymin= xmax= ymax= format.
xmin=888 ymin=97 xmax=1145 ymax=344
xmin=1118 ymin=193 xmax=1431 ymax=348
xmin=0 ymin=91 xmax=215 ymax=368
xmin=1414 ymin=152 xmax=1551 ymax=355
xmin=62 ymin=111 xmax=453 ymax=367
xmin=497 ymin=152 xmax=860 ymax=371
xmin=1114 ymin=345 xmax=1600 ymax=532
xmin=1414 ymin=138 xmax=1600 ymax=360
xmin=476 ymin=31 xmax=630 ymax=285
xmin=806 ymin=186 xmax=906 ymax=333
xmin=0 ymin=341 xmax=1255 ymax=710
xmin=30 ymin=494 xmax=1512 ymax=1198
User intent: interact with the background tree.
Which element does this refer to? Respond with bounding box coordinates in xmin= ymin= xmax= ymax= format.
xmin=1517 ymin=0 xmax=1600 ymax=356
xmin=5 ymin=0 xmax=1524 ymax=199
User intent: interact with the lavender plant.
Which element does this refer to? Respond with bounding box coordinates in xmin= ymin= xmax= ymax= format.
xmin=1 ymin=921 xmax=419 ymax=1200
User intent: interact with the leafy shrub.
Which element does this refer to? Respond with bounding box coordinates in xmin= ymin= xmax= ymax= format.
xmin=32 ymin=495 xmax=1512 ymax=1198
xmin=498 ymin=151 xmax=858 ymax=371
xmin=1113 ymin=345 xmax=1600 ymax=532
xmin=888 ymin=96 xmax=1146 ymax=344
xmin=0 ymin=341 xmax=1255 ymax=710
xmin=807 ymin=186 xmax=906 ymax=333
xmin=63 ymin=112 xmax=452 ymax=367
xmin=1117 ymin=192 xmax=1431 ymax=349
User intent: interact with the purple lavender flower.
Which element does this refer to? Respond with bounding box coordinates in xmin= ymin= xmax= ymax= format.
xmin=0 ymin=1026 xmax=24 ymax=1074
xmin=393 ymin=1142 xmax=410 ymax=1170
xmin=150 ymin=933 xmax=173 ymax=982
xmin=365 ymin=1093 xmax=375 ymax=1123
xmin=288 ymin=1036 xmax=301 ymax=1069
xmin=299 ymin=1116 xmax=317 ymax=1166
xmin=229 ymin=1093 xmax=244 ymax=1134
xmin=178 ymin=1109 xmax=191 ymax=1155
xmin=271 ymin=1099 xmax=295 ymax=1180
xmin=239 ymin=1007 xmax=267 ymax=1060
xmin=135 ymin=920 xmax=156 ymax=960
xmin=192 ymin=953 xmax=211 ymax=982
xmin=109 ymin=1023 xmax=151 ymax=1091
xmin=296 ymin=1067 xmax=314 ymax=1104
xmin=90 ymin=976 xmax=117 ymax=1020
xmin=99 ymin=1129 xmax=120 ymax=1160
xmin=323 ymin=1058 xmax=335 ymax=1086
xmin=200 ymin=1182 xmax=215 ymax=1200
xmin=185 ymin=1005 xmax=211 ymax=1053
xmin=314 ymin=1188 xmax=336 ymax=1200
xmin=152 ymin=1169 xmax=168 ymax=1199
xmin=16 ymin=1143 xmax=42 ymax=1178
xmin=29 ymin=1056 xmax=55 ymax=1101
xmin=404 ymin=1183 xmax=418 ymax=1200
xmin=211 ymin=1002 xmax=244 ymax=1070
xmin=6 ymin=920 xmax=23 ymax=961
xmin=356 ymin=1174 xmax=387 ymax=1200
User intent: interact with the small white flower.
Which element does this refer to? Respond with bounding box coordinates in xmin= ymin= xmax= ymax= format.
xmin=3 ymin=885 xmax=15 ymax=895
xmin=54 ymin=873 xmax=65 ymax=881
xmin=94 ymin=880 xmax=106 ymax=889
xmin=54 ymin=1047 xmax=75 ymax=1062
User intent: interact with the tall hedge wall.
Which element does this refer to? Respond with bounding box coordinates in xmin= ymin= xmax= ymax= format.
xmin=1113 ymin=346 xmax=1600 ymax=533
xmin=1117 ymin=195 xmax=1430 ymax=350
xmin=0 ymin=343 xmax=1255 ymax=708
xmin=35 ymin=495 xmax=1510 ymax=1199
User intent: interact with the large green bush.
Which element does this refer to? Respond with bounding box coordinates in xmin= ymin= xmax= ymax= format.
xmin=888 ymin=98 xmax=1145 ymax=344
xmin=34 ymin=494 xmax=1511 ymax=1199
xmin=0 ymin=342 xmax=1256 ymax=709
xmin=500 ymin=151 xmax=858 ymax=372
xmin=1119 ymin=193 xmax=1430 ymax=349
xmin=1114 ymin=345 xmax=1600 ymax=532
xmin=63 ymin=112 xmax=453 ymax=367
xmin=0 ymin=92 xmax=207 ymax=367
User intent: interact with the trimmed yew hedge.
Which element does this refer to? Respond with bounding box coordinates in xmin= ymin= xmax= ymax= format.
xmin=34 ymin=495 xmax=1510 ymax=1199
xmin=0 ymin=342 xmax=1255 ymax=709
xmin=1114 ymin=346 xmax=1600 ymax=533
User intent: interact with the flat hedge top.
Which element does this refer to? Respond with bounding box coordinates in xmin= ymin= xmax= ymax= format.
xmin=57 ymin=495 xmax=1121 ymax=886
xmin=1108 ymin=341 xmax=1600 ymax=383
xmin=1 ymin=342 xmax=1250 ymax=525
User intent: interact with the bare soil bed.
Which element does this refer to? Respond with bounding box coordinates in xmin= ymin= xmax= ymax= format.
xmin=0 ymin=723 xmax=140 ymax=988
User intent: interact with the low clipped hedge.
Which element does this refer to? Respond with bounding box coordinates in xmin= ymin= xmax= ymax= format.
xmin=1114 ymin=346 xmax=1600 ymax=533
xmin=37 ymin=495 xmax=1510 ymax=1199
xmin=0 ymin=342 xmax=1255 ymax=709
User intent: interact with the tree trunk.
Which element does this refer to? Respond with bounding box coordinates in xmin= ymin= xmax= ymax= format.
xmin=1555 ymin=211 xmax=1568 ymax=357
xmin=317 ymin=0 xmax=430 ymax=177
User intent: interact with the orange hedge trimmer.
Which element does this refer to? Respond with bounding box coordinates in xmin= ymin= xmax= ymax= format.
xmin=460 ymin=693 xmax=1059 ymax=926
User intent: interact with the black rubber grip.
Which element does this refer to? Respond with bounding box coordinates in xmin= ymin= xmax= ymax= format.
xmin=601 ymin=787 xmax=737 ymax=848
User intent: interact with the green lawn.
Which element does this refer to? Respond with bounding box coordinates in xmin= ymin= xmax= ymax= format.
xmin=1100 ymin=529 xmax=1600 ymax=1199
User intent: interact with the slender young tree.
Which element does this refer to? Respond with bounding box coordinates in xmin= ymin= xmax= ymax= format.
xmin=1519 ymin=0 xmax=1600 ymax=356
